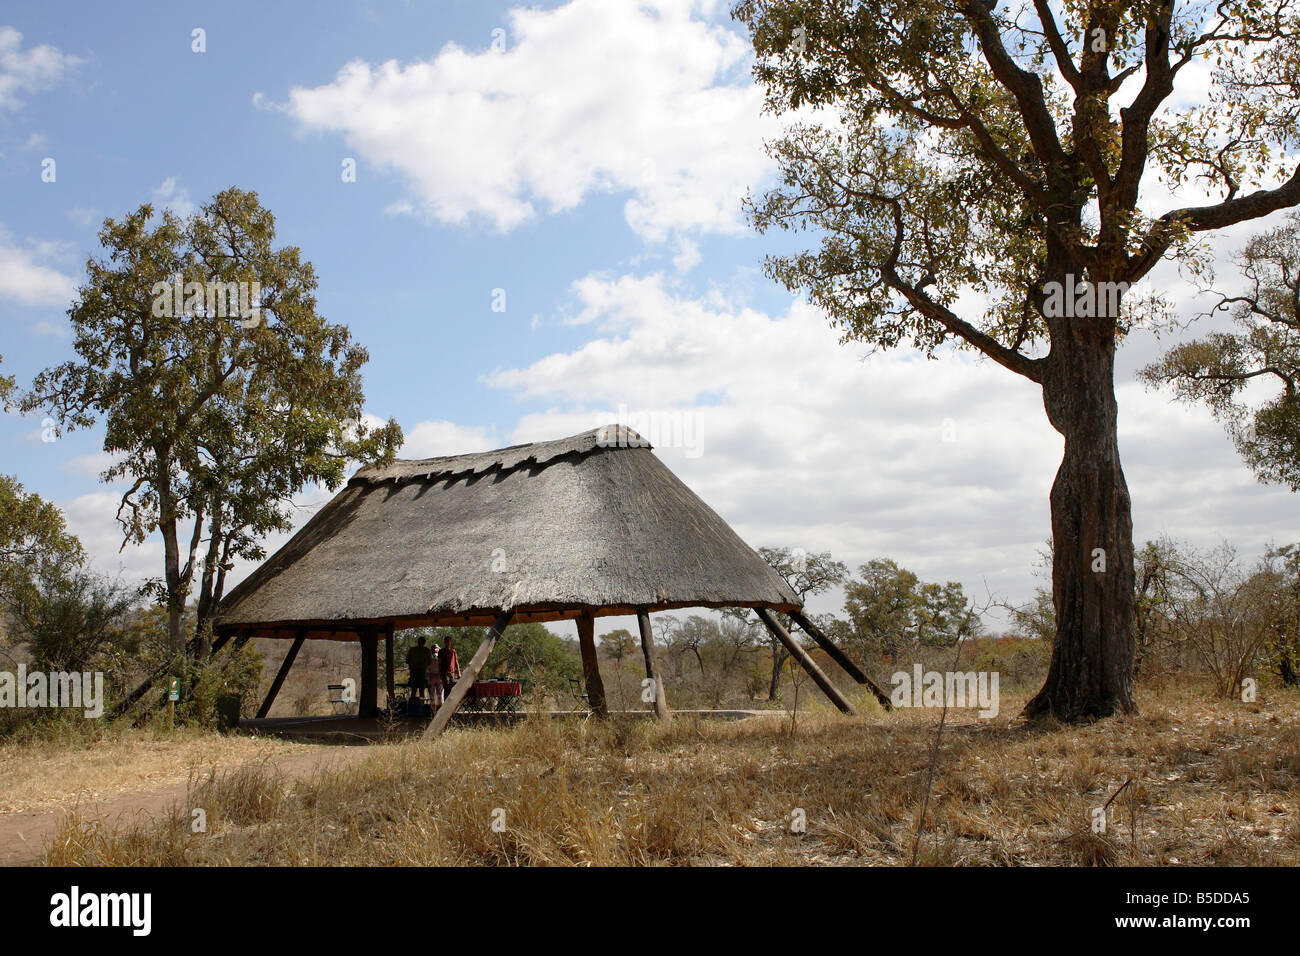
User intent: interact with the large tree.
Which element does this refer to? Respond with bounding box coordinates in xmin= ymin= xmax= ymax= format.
xmin=734 ymin=0 xmax=1300 ymax=719
xmin=841 ymin=557 xmax=977 ymax=660
xmin=843 ymin=559 xmax=921 ymax=665
xmin=24 ymin=188 xmax=402 ymax=677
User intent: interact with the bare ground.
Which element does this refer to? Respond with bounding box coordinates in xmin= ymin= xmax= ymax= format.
xmin=0 ymin=741 xmax=374 ymax=864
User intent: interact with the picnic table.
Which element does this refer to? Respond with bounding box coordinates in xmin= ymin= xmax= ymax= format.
xmin=462 ymin=679 xmax=524 ymax=712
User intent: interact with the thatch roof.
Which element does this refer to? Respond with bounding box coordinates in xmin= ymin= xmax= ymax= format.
xmin=215 ymin=425 xmax=800 ymax=639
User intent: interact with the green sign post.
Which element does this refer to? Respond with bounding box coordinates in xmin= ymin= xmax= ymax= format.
xmin=167 ymin=676 xmax=179 ymax=726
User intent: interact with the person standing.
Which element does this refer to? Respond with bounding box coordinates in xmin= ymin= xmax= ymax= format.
xmin=405 ymin=636 xmax=433 ymax=700
xmin=427 ymin=644 xmax=444 ymax=709
xmin=438 ymin=638 xmax=460 ymax=700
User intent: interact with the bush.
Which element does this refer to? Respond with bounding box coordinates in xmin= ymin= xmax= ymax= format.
xmin=174 ymin=640 xmax=264 ymax=728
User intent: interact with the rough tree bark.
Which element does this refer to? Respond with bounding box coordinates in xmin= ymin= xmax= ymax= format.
xmin=1025 ymin=282 xmax=1137 ymax=720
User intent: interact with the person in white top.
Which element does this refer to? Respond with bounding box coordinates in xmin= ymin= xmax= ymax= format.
xmin=426 ymin=644 xmax=444 ymax=709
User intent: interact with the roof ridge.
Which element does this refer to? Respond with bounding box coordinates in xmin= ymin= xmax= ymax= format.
xmin=352 ymin=424 xmax=651 ymax=484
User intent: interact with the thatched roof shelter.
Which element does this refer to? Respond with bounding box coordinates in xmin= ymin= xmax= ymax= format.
xmin=215 ymin=426 xmax=883 ymax=730
xmin=217 ymin=425 xmax=799 ymax=636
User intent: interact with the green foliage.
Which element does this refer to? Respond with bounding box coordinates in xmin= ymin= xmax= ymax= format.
xmin=599 ymin=628 xmax=637 ymax=661
xmin=841 ymin=558 xmax=978 ymax=661
xmin=1258 ymin=544 xmax=1300 ymax=686
xmin=0 ymin=355 xmax=14 ymax=409
xmin=735 ymin=3 xmax=1300 ymax=715
xmin=0 ymin=474 xmax=84 ymax=587
xmin=114 ymin=604 xmax=194 ymax=672
xmin=1009 ymin=587 xmax=1056 ymax=645
xmin=914 ymin=580 xmax=980 ymax=647
xmin=1141 ymin=212 xmax=1300 ymax=490
xmin=174 ymin=640 xmax=264 ymax=728
xmin=22 ymin=188 xmax=402 ymax=660
xmin=758 ymin=545 xmax=848 ymax=598
xmin=0 ymin=474 xmax=134 ymax=675
xmin=486 ymin=623 xmax=583 ymax=695
xmin=0 ymin=556 xmax=134 ymax=673
xmin=735 ymin=0 xmax=1300 ymax=361
xmin=843 ymin=559 xmax=919 ymax=663
xmin=746 ymin=545 xmax=849 ymax=699
xmin=396 ymin=623 xmax=581 ymax=698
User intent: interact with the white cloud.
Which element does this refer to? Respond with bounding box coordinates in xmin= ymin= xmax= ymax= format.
xmin=0 ymin=225 xmax=77 ymax=306
xmin=73 ymin=273 xmax=1291 ymax=628
xmin=151 ymin=177 xmax=195 ymax=217
xmin=66 ymin=205 xmax=100 ymax=227
xmin=31 ymin=319 xmax=69 ymax=338
xmin=671 ymin=237 xmax=702 ymax=273
xmin=484 ymin=273 xmax=1300 ymax=619
xmin=60 ymin=450 xmax=119 ymax=479
xmin=399 ymin=419 xmax=500 ymax=458
xmin=279 ymin=0 xmax=775 ymax=243
xmin=0 ymin=26 xmax=80 ymax=113
xmin=59 ymin=492 xmax=162 ymax=585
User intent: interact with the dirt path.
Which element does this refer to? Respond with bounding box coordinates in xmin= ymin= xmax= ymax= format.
xmin=0 ymin=743 xmax=383 ymax=866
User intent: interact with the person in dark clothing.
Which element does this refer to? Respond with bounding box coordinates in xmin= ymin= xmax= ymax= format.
xmin=406 ymin=636 xmax=433 ymax=699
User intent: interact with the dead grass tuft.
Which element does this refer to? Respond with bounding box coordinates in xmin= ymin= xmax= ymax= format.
xmin=40 ymin=683 xmax=1300 ymax=866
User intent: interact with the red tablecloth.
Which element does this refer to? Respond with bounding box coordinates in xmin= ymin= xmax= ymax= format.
xmin=471 ymin=681 xmax=522 ymax=698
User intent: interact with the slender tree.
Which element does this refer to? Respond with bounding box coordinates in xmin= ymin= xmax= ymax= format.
xmin=734 ymin=0 xmax=1300 ymax=719
xmin=754 ymin=545 xmax=848 ymax=699
xmin=24 ymin=188 xmax=402 ymax=679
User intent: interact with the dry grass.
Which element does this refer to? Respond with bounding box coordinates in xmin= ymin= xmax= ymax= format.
xmin=41 ymin=683 xmax=1300 ymax=866
xmin=0 ymin=723 xmax=312 ymax=814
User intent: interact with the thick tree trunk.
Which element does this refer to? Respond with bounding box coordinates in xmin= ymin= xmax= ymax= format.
xmin=159 ymin=514 xmax=187 ymax=673
xmin=577 ymin=612 xmax=608 ymax=716
xmin=156 ymin=456 xmax=200 ymax=679
xmin=1025 ymin=311 xmax=1137 ymax=720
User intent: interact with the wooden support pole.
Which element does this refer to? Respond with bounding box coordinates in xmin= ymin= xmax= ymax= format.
xmin=789 ymin=609 xmax=892 ymax=711
xmin=359 ymin=624 xmax=380 ymax=718
xmin=384 ymin=626 xmax=396 ymax=701
xmin=256 ymin=632 xmax=306 ymax=719
xmin=757 ymin=608 xmax=857 ymax=716
xmin=576 ymin=611 xmax=607 ymax=717
xmin=425 ymin=612 xmax=512 ymax=739
xmin=209 ymin=630 xmax=233 ymax=656
xmin=636 ymin=609 xmax=670 ymax=724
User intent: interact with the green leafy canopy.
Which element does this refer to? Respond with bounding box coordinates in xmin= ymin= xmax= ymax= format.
xmin=22 ymin=188 xmax=403 ymax=655
xmin=734 ymin=0 xmax=1300 ymax=379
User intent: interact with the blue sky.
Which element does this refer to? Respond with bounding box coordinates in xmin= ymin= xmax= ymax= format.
xmin=2 ymin=0 xmax=1298 ymax=626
